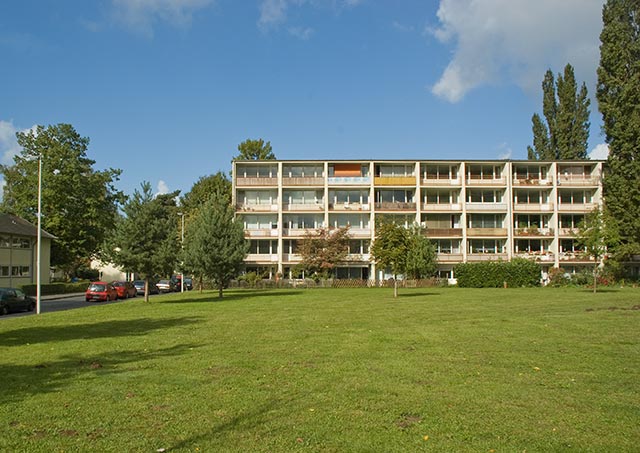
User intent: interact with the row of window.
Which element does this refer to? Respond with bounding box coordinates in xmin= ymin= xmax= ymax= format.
xmin=237 ymin=189 xmax=596 ymax=206
xmin=0 ymin=236 xmax=31 ymax=249
xmin=241 ymin=213 xmax=586 ymax=231
xmin=246 ymin=239 xmax=584 ymax=255
xmin=0 ymin=265 xmax=31 ymax=277
xmin=236 ymin=164 xmax=597 ymax=180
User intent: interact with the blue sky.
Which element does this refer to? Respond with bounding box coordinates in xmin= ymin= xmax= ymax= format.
xmin=0 ymin=0 xmax=607 ymax=198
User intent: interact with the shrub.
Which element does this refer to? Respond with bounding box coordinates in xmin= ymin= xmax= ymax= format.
xmin=21 ymin=281 xmax=92 ymax=296
xmin=454 ymin=259 xmax=541 ymax=288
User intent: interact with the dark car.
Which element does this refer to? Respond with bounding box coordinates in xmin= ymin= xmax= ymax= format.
xmin=112 ymin=281 xmax=137 ymax=299
xmin=183 ymin=277 xmax=193 ymax=291
xmin=0 ymin=288 xmax=35 ymax=315
xmin=133 ymin=280 xmax=159 ymax=295
xmin=85 ymin=282 xmax=117 ymax=302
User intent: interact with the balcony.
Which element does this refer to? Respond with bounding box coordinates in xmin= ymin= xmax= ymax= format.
xmin=465 ymin=202 xmax=507 ymax=212
xmin=236 ymin=203 xmax=278 ymax=212
xmin=236 ymin=177 xmax=278 ymax=187
xmin=465 ymin=177 xmax=507 ymax=187
xmin=421 ymin=177 xmax=461 ymax=187
xmin=559 ymin=252 xmax=595 ymax=262
xmin=282 ymin=253 xmax=302 ymax=263
xmin=558 ymin=228 xmax=578 ymax=236
xmin=346 ymin=227 xmax=372 ymax=237
xmin=374 ymin=176 xmax=416 ymax=186
xmin=467 ymin=253 xmax=508 ymax=262
xmin=422 ymin=203 xmax=462 ymax=212
xmin=436 ymin=253 xmax=463 ymax=263
xmin=513 ymin=202 xmax=554 ymax=212
xmin=328 ymin=176 xmax=371 ymax=186
xmin=557 ymin=175 xmax=599 ymax=186
xmin=512 ymin=177 xmax=552 ymax=186
xmin=424 ymin=228 xmax=463 ymax=237
xmin=514 ymin=227 xmax=554 ymax=237
xmin=467 ymin=228 xmax=508 ymax=237
xmin=343 ymin=253 xmax=371 ymax=262
xmin=329 ymin=202 xmax=370 ymax=211
xmin=282 ymin=176 xmax=324 ymax=186
xmin=245 ymin=229 xmax=279 ymax=238
xmin=282 ymin=228 xmax=320 ymax=237
xmin=514 ymin=252 xmax=555 ymax=262
xmin=374 ymin=202 xmax=417 ymax=211
xmin=246 ymin=253 xmax=279 ymax=263
xmin=557 ymin=203 xmax=596 ymax=212
xmin=283 ymin=203 xmax=324 ymax=211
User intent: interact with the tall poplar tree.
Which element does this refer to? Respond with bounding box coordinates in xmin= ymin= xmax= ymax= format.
xmin=597 ymin=0 xmax=640 ymax=260
xmin=528 ymin=64 xmax=591 ymax=160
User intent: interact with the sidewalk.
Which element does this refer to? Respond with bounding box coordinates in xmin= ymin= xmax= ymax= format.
xmin=40 ymin=292 xmax=86 ymax=301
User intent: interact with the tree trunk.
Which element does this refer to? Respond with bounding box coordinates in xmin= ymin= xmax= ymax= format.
xmin=593 ymin=264 xmax=598 ymax=294
xmin=393 ymin=275 xmax=398 ymax=298
xmin=218 ymin=284 xmax=223 ymax=299
xmin=144 ymin=278 xmax=150 ymax=302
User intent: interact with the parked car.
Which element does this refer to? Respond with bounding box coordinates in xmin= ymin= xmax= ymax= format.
xmin=183 ymin=277 xmax=193 ymax=291
xmin=0 ymin=288 xmax=35 ymax=315
xmin=133 ymin=279 xmax=159 ymax=295
xmin=111 ymin=281 xmax=136 ymax=299
xmin=85 ymin=282 xmax=118 ymax=302
xmin=156 ymin=279 xmax=173 ymax=293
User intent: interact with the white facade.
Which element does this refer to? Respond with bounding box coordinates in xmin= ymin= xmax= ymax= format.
xmin=233 ymin=160 xmax=604 ymax=280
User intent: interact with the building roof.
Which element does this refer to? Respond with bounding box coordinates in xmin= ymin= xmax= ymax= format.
xmin=0 ymin=213 xmax=56 ymax=239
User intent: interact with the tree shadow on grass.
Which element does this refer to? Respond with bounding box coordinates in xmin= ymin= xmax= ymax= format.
xmin=578 ymin=288 xmax=621 ymax=293
xmin=397 ymin=292 xmax=441 ymax=298
xmin=0 ymin=316 xmax=203 ymax=347
xmin=0 ymin=342 xmax=202 ymax=405
xmin=161 ymin=290 xmax=307 ymax=304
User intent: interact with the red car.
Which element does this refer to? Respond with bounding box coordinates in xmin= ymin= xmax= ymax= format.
xmin=111 ymin=281 xmax=137 ymax=299
xmin=85 ymin=282 xmax=118 ymax=302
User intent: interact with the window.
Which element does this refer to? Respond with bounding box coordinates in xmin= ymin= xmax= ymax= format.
xmin=424 ymin=189 xmax=458 ymax=204
xmin=515 ymin=239 xmax=545 ymax=253
xmin=0 ymin=236 xmax=10 ymax=248
xmin=242 ymin=215 xmax=277 ymax=230
xmin=11 ymin=266 xmax=30 ymax=277
xmin=431 ymin=239 xmax=461 ymax=254
xmin=249 ymin=240 xmax=277 ymax=254
xmin=0 ymin=266 xmax=9 ymax=277
xmin=469 ymin=239 xmax=504 ymax=254
xmin=514 ymin=214 xmax=549 ymax=229
xmin=376 ymin=190 xmax=414 ymax=203
xmin=348 ymin=240 xmax=370 ymax=254
xmin=330 ymin=214 xmax=369 ymax=229
xmin=423 ymin=164 xmax=458 ymax=180
xmin=467 ymin=214 xmax=503 ymax=228
xmin=468 ymin=165 xmax=502 ymax=180
xmin=559 ymin=190 xmax=592 ymax=205
xmin=559 ymin=214 xmax=584 ymax=229
xmin=283 ymin=240 xmax=299 ymax=254
xmin=467 ymin=190 xmax=502 ymax=203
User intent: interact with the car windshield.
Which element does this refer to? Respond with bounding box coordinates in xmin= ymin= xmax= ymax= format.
xmin=158 ymin=280 xmax=170 ymax=284
xmin=89 ymin=284 xmax=106 ymax=291
xmin=113 ymin=282 xmax=124 ymax=287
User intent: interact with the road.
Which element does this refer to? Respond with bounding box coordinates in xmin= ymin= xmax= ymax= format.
xmin=0 ymin=292 xmax=160 ymax=320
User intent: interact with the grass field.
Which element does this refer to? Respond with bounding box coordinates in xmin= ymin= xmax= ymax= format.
xmin=1 ymin=287 xmax=639 ymax=452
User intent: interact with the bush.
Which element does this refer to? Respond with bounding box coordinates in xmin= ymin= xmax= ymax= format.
xmin=454 ymin=259 xmax=541 ymax=288
xmin=21 ymin=281 xmax=92 ymax=296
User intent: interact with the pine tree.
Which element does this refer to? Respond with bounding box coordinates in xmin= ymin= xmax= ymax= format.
xmin=597 ymin=0 xmax=640 ymax=258
xmin=528 ymin=64 xmax=590 ymax=160
xmin=181 ymin=191 xmax=248 ymax=298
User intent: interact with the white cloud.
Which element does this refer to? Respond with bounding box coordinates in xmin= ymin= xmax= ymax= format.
xmin=288 ymin=26 xmax=314 ymax=40
xmin=0 ymin=120 xmax=37 ymax=165
xmin=258 ymin=0 xmax=362 ymax=30
xmin=496 ymin=142 xmax=512 ymax=160
xmin=589 ymin=143 xmax=609 ymax=160
xmin=112 ymin=0 xmax=214 ymax=36
xmin=156 ymin=180 xmax=170 ymax=195
xmin=430 ymin=0 xmax=605 ymax=102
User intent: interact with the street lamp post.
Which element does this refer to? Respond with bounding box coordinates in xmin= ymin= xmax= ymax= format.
xmin=178 ymin=212 xmax=185 ymax=292
xmin=36 ymin=155 xmax=42 ymax=314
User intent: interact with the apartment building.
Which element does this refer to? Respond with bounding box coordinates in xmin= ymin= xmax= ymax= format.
xmin=232 ymin=160 xmax=604 ymax=281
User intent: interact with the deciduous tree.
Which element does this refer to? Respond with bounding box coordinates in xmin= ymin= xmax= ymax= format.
xmin=405 ymin=225 xmax=438 ymax=279
xmin=370 ymin=221 xmax=409 ymax=298
xmin=233 ymin=138 xmax=275 ymax=161
xmin=0 ymin=124 xmax=125 ymax=277
xmin=597 ymin=0 xmax=640 ymax=261
xmin=297 ymin=226 xmax=351 ymax=279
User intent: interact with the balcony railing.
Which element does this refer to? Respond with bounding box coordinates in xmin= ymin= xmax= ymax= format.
xmin=513 ymin=252 xmax=555 ymax=262
xmin=436 ymin=253 xmax=463 ymax=262
xmin=236 ymin=203 xmax=278 ymax=212
xmin=424 ymin=228 xmax=463 ymax=237
xmin=245 ymin=229 xmax=279 ymax=238
xmin=466 ymin=228 xmax=508 ymax=236
xmin=282 ymin=227 xmax=322 ymax=237
xmin=283 ymin=203 xmax=324 ymax=211
xmin=282 ymin=253 xmax=302 ymax=263
xmin=327 ymin=176 xmax=371 ymax=185
xmin=512 ymin=177 xmax=552 ymax=186
xmin=465 ymin=202 xmax=507 ymax=211
xmin=558 ymin=253 xmax=595 ymax=262
xmin=467 ymin=253 xmax=508 ymax=261
xmin=421 ymin=177 xmax=461 ymax=186
xmin=236 ymin=177 xmax=278 ymax=186
xmin=514 ymin=227 xmax=554 ymax=236
xmin=374 ymin=176 xmax=416 ymax=185
xmin=422 ymin=203 xmax=461 ymax=212
xmin=246 ymin=253 xmax=279 ymax=262
xmin=329 ymin=202 xmax=370 ymax=211
xmin=557 ymin=175 xmax=599 ymax=186
xmin=282 ymin=176 xmax=324 ymax=186
xmin=513 ymin=203 xmax=554 ymax=212
xmin=465 ymin=177 xmax=507 ymax=186
xmin=557 ymin=202 xmax=596 ymax=212
xmin=374 ymin=202 xmax=417 ymax=211
xmin=558 ymin=228 xmax=578 ymax=236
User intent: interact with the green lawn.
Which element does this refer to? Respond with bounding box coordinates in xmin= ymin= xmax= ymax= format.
xmin=1 ymin=287 xmax=639 ymax=452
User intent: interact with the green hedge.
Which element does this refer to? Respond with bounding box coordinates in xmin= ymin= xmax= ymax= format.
xmin=21 ymin=281 xmax=92 ymax=296
xmin=454 ymin=259 xmax=541 ymax=288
